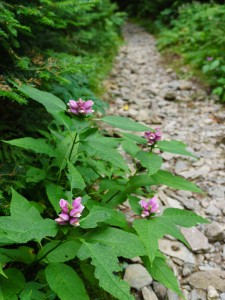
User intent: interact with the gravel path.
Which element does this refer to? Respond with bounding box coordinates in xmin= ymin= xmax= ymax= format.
xmin=103 ymin=23 xmax=225 ymax=300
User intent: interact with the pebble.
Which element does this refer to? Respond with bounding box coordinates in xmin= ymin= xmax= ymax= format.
xmin=142 ymin=286 xmax=159 ymax=300
xmin=188 ymin=271 xmax=225 ymax=291
xmin=104 ymin=22 xmax=225 ymax=298
xmin=124 ymin=264 xmax=153 ymax=290
xmin=207 ymin=286 xmax=219 ymax=300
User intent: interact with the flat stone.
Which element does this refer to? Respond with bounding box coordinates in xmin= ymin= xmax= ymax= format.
xmin=152 ymin=282 xmax=167 ymax=300
xmin=175 ymin=160 xmax=189 ymax=173
xmin=188 ymin=271 xmax=225 ymax=291
xmin=124 ymin=264 xmax=153 ymax=290
xmin=142 ymin=286 xmax=159 ymax=300
xmin=181 ymin=227 xmax=211 ymax=252
xmin=205 ymin=204 xmax=221 ymax=216
xmin=220 ymin=292 xmax=225 ymax=300
xmin=159 ymin=239 xmax=196 ymax=264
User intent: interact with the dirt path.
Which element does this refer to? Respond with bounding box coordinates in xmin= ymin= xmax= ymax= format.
xmin=104 ymin=23 xmax=225 ymax=300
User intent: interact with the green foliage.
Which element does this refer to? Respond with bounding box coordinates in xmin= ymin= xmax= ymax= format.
xmin=0 ymin=86 xmax=208 ymax=298
xmin=157 ymin=2 xmax=225 ymax=101
xmin=0 ymin=0 xmax=125 ymax=104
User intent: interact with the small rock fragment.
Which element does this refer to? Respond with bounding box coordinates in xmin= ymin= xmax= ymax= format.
xmin=207 ymin=286 xmax=219 ymax=300
xmin=142 ymin=286 xmax=159 ymax=300
xmin=181 ymin=227 xmax=211 ymax=252
xmin=124 ymin=264 xmax=153 ymax=290
xmin=205 ymin=222 xmax=225 ymax=242
xmin=188 ymin=271 xmax=225 ymax=291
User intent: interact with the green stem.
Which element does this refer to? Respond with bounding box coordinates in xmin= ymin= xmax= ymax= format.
xmin=68 ymin=132 xmax=78 ymax=162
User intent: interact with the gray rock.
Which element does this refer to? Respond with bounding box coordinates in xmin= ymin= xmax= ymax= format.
xmin=142 ymin=286 xmax=159 ymax=300
xmin=188 ymin=271 xmax=225 ymax=291
xmin=152 ymin=282 xmax=167 ymax=300
xmin=124 ymin=264 xmax=153 ymax=290
xmin=175 ymin=160 xmax=189 ymax=173
xmin=205 ymin=222 xmax=225 ymax=242
xmin=220 ymin=292 xmax=225 ymax=300
xmin=164 ymin=91 xmax=177 ymax=101
xmin=189 ymin=289 xmax=206 ymax=300
xmin=205 ymin=204 xmax=221 ymax=216
xmin=181 ymin=227 xmax=211 ymax=253
xmin=207 ymin=286 xmax=219 ymax=300
xmin=167 ymin=290 xmax=182 ymax=300
xmin=159 ymin=239 xmax=196 ymax=264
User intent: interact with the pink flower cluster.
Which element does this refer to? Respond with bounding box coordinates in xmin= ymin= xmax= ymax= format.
xmin=55 ymin=197 xmax=84 ymax=226
xmin=144 ymin=128 xmax=162 ymax=145
xmin=139 ymin=196 xmax=159 ymax=218
xmin=67 ymin=98 xmax=94 ymax=115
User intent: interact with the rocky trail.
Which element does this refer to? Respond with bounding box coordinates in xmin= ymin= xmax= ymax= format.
xmin=103 ymin=23 xmax=225 ymax=300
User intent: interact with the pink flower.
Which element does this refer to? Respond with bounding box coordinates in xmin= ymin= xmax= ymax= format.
xmin=144 ymin=128 xmax=162 ymax=145
xmin=55 ymin=197 xmax=84 ymax=226
xmin=139 ymin=196 xmax=159 ymax=218
xmin=67 ymin=98 xmax=94 ymax=115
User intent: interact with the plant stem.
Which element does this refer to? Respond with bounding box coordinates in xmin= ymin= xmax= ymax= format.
xmin=68 ymin=132 xmax=78 ymax=162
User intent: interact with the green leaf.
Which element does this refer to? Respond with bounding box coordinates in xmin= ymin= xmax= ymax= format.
xmin=0 ymin=246 xmax=35 ymax=264
xmin=26 ymin=167 xmax=46 ymax=183
xmin=0 ymin=263 xmax=7 ymax=278
xmin=78 ymin=243 xmax=134 ymax=300
xmin=124 ymin=175 xmax=155 ymax=194
xmin=46 ymin=183 xmax=65 ymax=213
xmin=45 ymin=263 xmax=89 ymax=300
xmin=81 ymin=141 xmax=128 ymax=171
xmin=0 ymin=268 xmax=25 ymax=299
xmin=101 ymin=116 xmax=151 ymax=132
xmin=151 ymin=170 xmax=203 ymax=193
xmin=3 ymin=137 xmax=55 ymax=157
xmin=136 ymin=151 xmax=163 ymax=175
xmin=18 ymin=85 xmax=66 ymax=116
xmin=37 ymin=240 xmax=81 ymax=263
xmin=19 ymin=282 xmax=46 ymax=300
xmin=157 ymin=140 xmax=196 ymax=157
xmin=67 ymin=161 xmax=86 ymax=190
xmin=121 ymin=132 xmax=147 ymax=144
xmin=121 ymin=140 xmax=140 ymax=157
xmin=128 ymin=195 xmax=142 ymax=215
xmin=145 ymin=257 xmax=183 ymax=297
xmin=163 ymin=208 xmax=209 ymax=227
xmin=86 ymin=227 xmax=146 ymax=258
xmin=10 ymin=189 xmax=41 ymax=220
xmin=133 ymin=217 xmax=188 ymax=263
xmin=0 ymin=217 xmax=57 ymax=244
xmin=80 ymin=206 xmax=112 ymax=229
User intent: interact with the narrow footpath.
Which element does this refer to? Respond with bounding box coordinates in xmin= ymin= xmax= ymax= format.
xmin=104 ymin=23 xmax=225 ymax=300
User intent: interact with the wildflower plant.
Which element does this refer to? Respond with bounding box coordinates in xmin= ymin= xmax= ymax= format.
xmin=0 ymin=84 xmax=209 ymax=299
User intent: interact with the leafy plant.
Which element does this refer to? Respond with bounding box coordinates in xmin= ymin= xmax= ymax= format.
xmin=0 ymin=85 xmax=208 ymax=299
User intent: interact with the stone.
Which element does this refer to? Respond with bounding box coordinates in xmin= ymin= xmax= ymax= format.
xmin=164 ymin=90 xmax=177 ymax=101
xmin=175 ymin=160 xmax=189 ymax=173
xmin=182 ymin=263 xmax=196 ymax=277
xmin=142 ymin=286 xmax=159 ymax=300
xmin=123 ymin=264 xmax=153 ymax=290
xmin=205 ymin=222 xmax=225 ymax=242
xmin=189 ymin=289 xmax=206 ymax=300
xmin=181 ymin=227 xmax=211 ymax=252
xmin=220 ymin=292 xmax=225 ymax=300
xmin=159 ymin=239 xmax=196 ymax=264
xmin=167 ymin=290 xmax=182 ymax=300
xmin=152 ymin=282 xmax=167 ymax=300
xmin=205 ymin=204 xmax=221 ymax=216
xmin=207 ymin=286 xmax=219 ymax=300
xmin=188 ymin=271 xmax=225 ymax=292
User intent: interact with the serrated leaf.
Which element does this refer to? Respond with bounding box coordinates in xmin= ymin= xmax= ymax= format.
xmin=0 ymin=268 xmax=25 ymax=298
xmin=136 ymin=151 xmax=163 ymax=175
xmin=144 ymin=257 xmax=183 ymax=297
xmin=46 ymin=263 xmax=89 ymax=300
xmin=67 ymin=161 xmax=86 ymax=190
xmin=163 ymin=208 xmax=209 ymax=227
xmin=10 ymin=189 xmax=41 ymax=220
xmin=86 ymin=227 xmax=146 ymax=258
xmin=101 ymin=116 xmax=151 ymax=132
xmin=80 ymin=206 xmax=112 ymax=229
xmin=0 ymin=217 xmax=57 ymax=244
xmin=151 ymin=170 xmax=203 ymax=193
xmin=46 ymin=183 xmax=65 ymax=213
xmin=37 ymin=240 xmax=81 ymax=263
xmin=121 ymin=133 xmax=147 ymax=144
xmin=26 ymin=167 xmax=46 ymax=183
xmin=81 ymin=141 xmax=128 ymax=171
xmin=78 ymin=243 xmax=134 ymax=300
xmin=133 ymin=217 xmax=188 ymax=263
xmin=18 ymin=84 xmax=66 ymax=116
xmin=3 ymin=137 xmax=55 ymax=157
xmin=157 ymin=140 xmax=196 ymax=157
xmin=121 ymin=140 xmax=140 ymax=157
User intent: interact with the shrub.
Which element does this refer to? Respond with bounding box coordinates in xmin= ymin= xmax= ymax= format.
xmin=157 ymin=2 xmax=225 ymax=101
xmin=0 ymin=85 xmax=208 ymax=298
